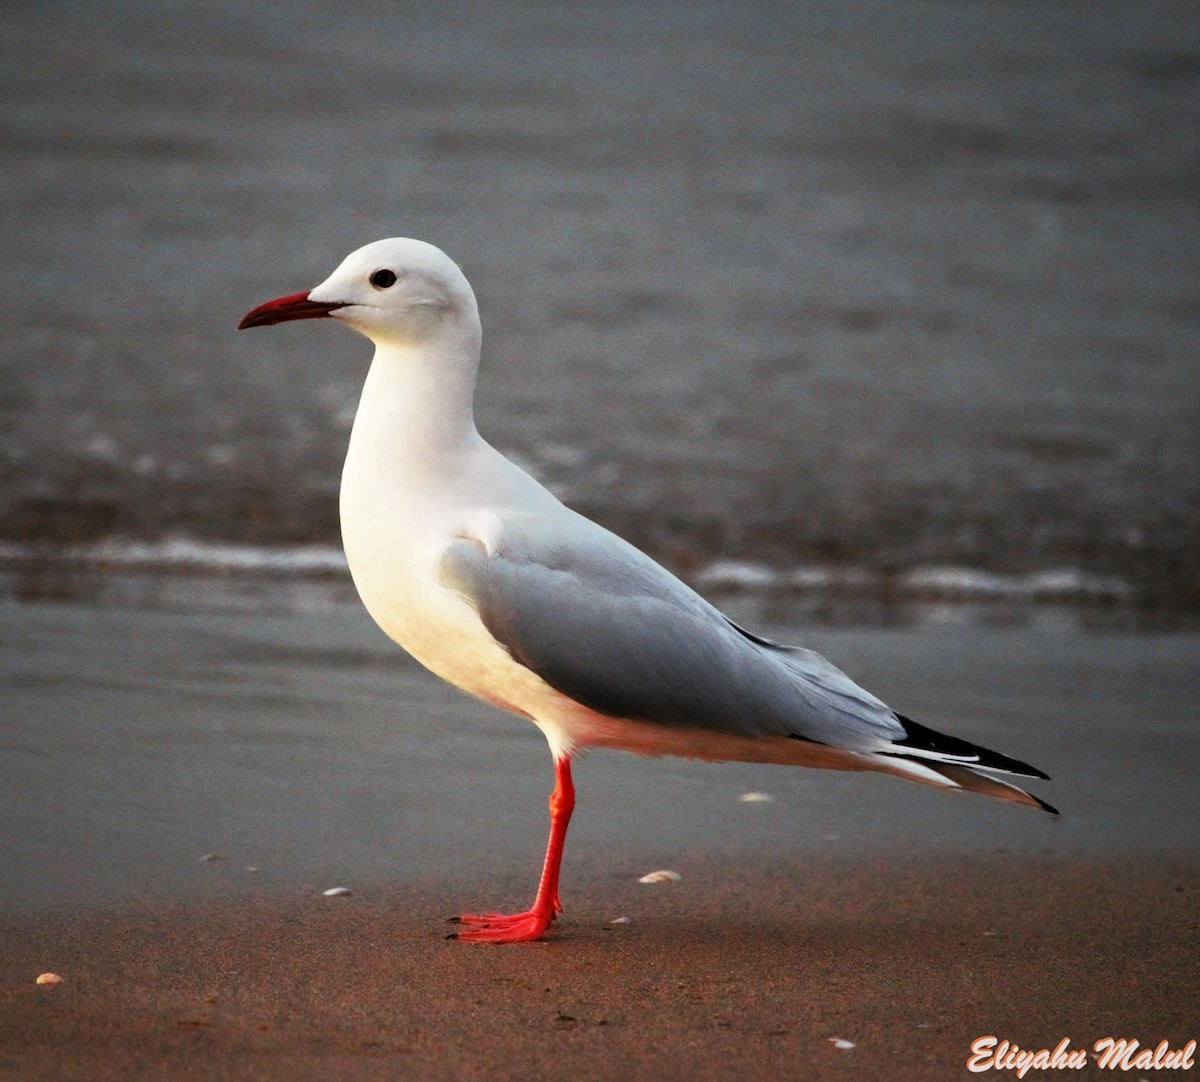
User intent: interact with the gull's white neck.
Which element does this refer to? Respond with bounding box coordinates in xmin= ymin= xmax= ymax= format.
xmin=338 ymin=318 xmax=500 ymax=656
xmin=343 ymin=328 xmax=483 ymax=491
xmin=339 ymin=323 xmax=488 ymax=635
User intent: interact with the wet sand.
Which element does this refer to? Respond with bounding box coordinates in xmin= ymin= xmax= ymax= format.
xmin=2 ymin=857 xmax=1196 ymax=1081
xmin=1 ymin=593 xmax=1197 ymax=1078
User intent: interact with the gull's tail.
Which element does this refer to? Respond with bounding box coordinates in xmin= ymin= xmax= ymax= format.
xmin=876 ymin=714 xmax=1057 ymax=814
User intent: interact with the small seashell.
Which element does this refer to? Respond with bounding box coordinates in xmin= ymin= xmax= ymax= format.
xmin=245 ymin=866 xmax=259 ymax=874
xmin=36 ymin=973 xmax=63 ymax=985
xmin=322 ymin=886 xmax=353 ymax=897
xmin=609 ymin=916 xmax=632 ymax=924
xmin=638 ymin=870 xmax=682 ymax=884
xmin=739 ymin=791 xmax=774 ymax=803
xmin=829 ymin=1037 xmax=855 ymax=1050
xmin=199 ymin=853 xmax=221 ymax=862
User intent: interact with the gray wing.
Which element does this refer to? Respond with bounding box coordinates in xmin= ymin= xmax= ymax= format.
xmin=438 ymin=512 xmax=904 ymax=750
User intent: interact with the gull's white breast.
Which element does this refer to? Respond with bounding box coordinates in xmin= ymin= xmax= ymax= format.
xmin=338 ymin=429 xmax=575 ymax=737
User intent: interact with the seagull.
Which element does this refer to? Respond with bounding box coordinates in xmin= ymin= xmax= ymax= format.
xmin=239 ymin=238 xmax=1055 ymax=944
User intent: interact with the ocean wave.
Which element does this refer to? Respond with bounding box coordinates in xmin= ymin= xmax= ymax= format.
xmin=0 ymin=540 xmax=1135 ymax=606
xmin=0 ymin=538 xmax=348 ymax=576
xmin=695 ymin=559 xmax=1133 ymax=603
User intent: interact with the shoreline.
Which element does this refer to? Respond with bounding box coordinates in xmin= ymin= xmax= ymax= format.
xmin=3 ymin=548 xmax=1191 ymax=637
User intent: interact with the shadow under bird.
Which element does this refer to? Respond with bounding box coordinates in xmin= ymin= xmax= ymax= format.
xmin=238 ymin=238 xmax=1055 ymax=944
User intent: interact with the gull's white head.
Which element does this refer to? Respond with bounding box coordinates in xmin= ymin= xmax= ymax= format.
xmin=238 ymin=238 xmax=478 ymax=349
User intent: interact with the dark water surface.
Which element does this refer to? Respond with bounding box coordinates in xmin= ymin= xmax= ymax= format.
xmin=1 ymin=1 xmax=1198 ymax=605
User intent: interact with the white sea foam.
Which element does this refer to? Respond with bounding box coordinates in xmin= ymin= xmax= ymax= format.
xmin=0 ymin=538 xmax=348 ymax=577
xmin=0 ymin=539 xmax=1134 ymax=606
xmin=695 ymin=559 xmax=1132 ymax=603
xmin=693 ymin=559 xmax=780 ymax=591
xmin=900 ymin=565 xmax=1133 ymax=601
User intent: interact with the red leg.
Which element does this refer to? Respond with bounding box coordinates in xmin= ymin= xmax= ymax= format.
xmin=449 ymin=756 xmax=575 ymax=944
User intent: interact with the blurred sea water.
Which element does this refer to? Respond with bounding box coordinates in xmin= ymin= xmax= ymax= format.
xmin=2 ymin=0 xmax=1198 ymax=609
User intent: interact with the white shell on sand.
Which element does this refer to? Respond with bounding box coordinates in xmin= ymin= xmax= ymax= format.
xmin=637 ymin=870 xmax=682 ymax=884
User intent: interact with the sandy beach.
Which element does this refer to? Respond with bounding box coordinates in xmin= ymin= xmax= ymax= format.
xmin=2 ymin=856 xmax=1196 ymax=1081
xmin=2 ymin=593 xmax=1196 ymax=1079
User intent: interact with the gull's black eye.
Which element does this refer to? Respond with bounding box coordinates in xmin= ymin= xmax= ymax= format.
xmin=369 ymin=268 xmax=397 ymax=289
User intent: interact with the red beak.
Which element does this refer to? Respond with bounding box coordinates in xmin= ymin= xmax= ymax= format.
xmin=237 ymin=291 xmax=345 ymax=330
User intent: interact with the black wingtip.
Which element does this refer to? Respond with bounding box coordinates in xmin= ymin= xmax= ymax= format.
xmin=1031 ymin=793 xmax=1060 ymax=815
xmin=895 ymin=714 xmax=1051 ymax=780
